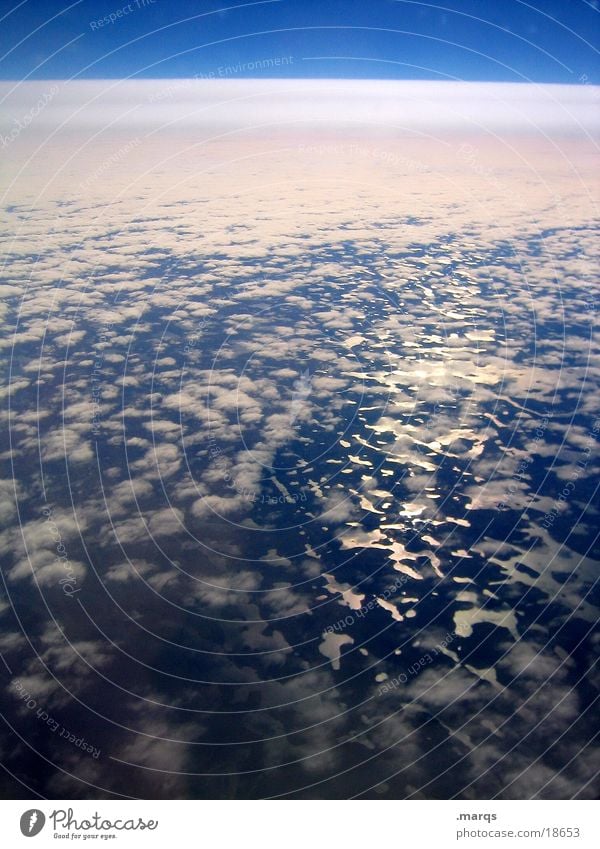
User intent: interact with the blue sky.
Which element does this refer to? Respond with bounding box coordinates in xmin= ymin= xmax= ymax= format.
xmin=0 ymin=0 xmax=598 ymax=83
